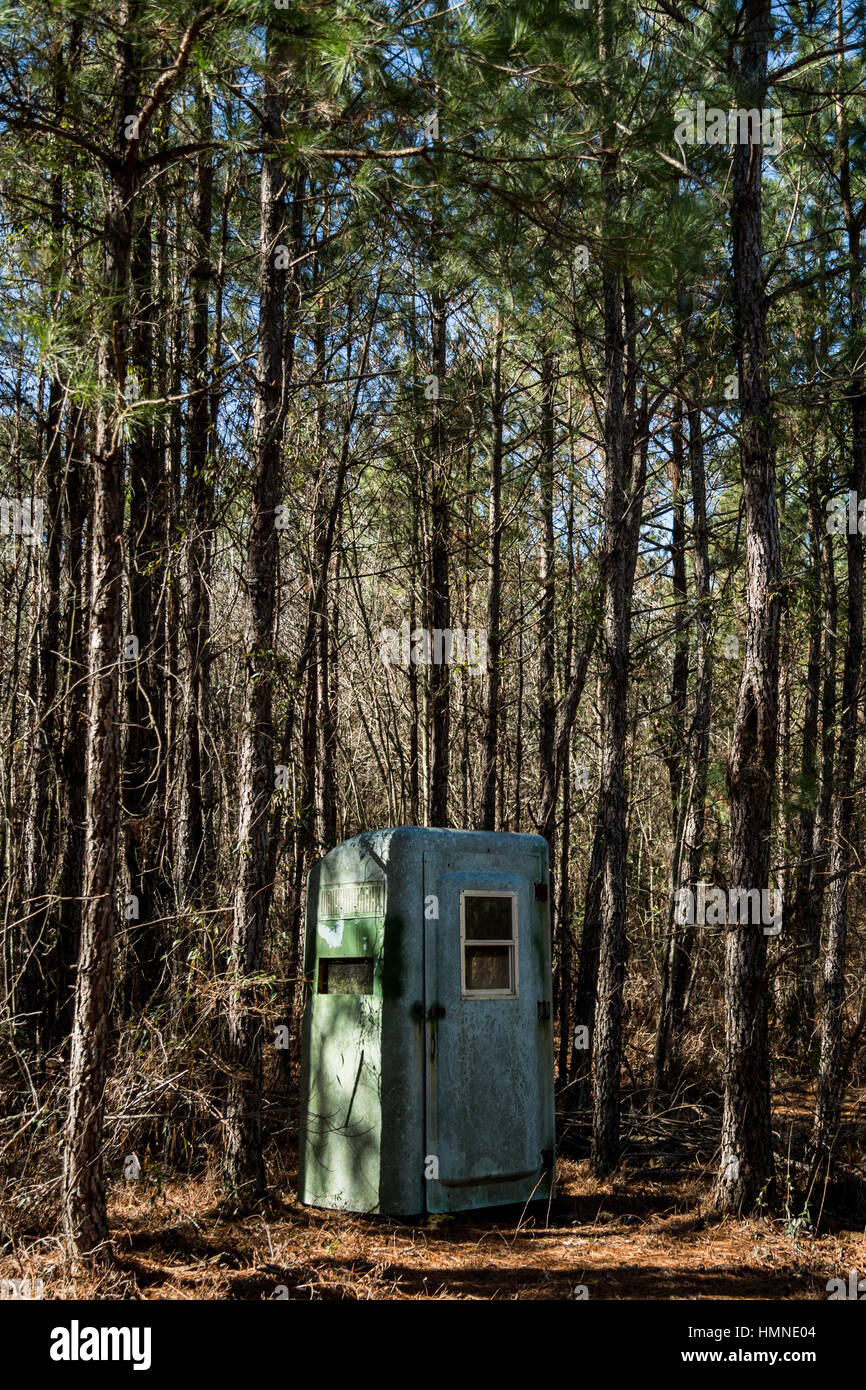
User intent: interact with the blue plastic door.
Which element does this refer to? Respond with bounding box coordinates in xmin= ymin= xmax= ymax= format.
xmin=422 ymin=846 xmax=553 ymax=1213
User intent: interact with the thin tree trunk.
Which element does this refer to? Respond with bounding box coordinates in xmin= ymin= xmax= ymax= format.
xmin=782 ymin=479 xmax=823 ymax=1038
xmin=591 ymin=249 xmax=644 ymax=1175
xmin=655 ymin=397 xmax=712 ymax=1084
xmin=177 ymin=87 xmax=214 ymax=907
xmin=538 ymin=348 xmax=557 ymax=851
xmin=317 ymin=553 xmax=338 ymax=851
xmin=63 ymin=1 xmax=140 ymax=1259
xmin=122 ymin=209 xmax=164 ymax=1009
xmin=811 ymin=7 xmax=866 ymax=1166
xmin=572 ymin=792 xmax=604 ymax=1108
xmin=222 ymin=26 xmax=287 ymax=1200
xmin=161 ymin=198 xmax=184 ymax=909
xmin=654 ymin=395 xmax=689 ymax=1087
xmin=480 ymin=314 xmax=504 ymax=831
xmin=803 ymin=522 xmax=837 ymax=1041
xmin=667 ymin=404 xmax=711 ymax=1075
xmin=536 ymin=347 xmax=560 ymax=1029
xmin=51 ymin=26 xmax=88 ymax=1041
xmin=21 ymin=312 xmax=63 ymax=1041
xmin=55 ymin=397 xmax=89 ymax=1042
xmin=556 ymin=489 xmax=577 ymax=1083
xmin=427 ymin=279 xmax=450 ymax=826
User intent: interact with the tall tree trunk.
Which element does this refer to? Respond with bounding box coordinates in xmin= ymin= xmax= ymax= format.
xmin=427 ymin=276 xmax=450 ymax=826
xmin=654 ymin=395 xmax=689 ymax=1087
xmin=591 ymin=245 xmax=643 ymax=1175
xmin=717 ymin=0 xmax=779 ymax=1213
xmin=122 ymin=209 xmax=164 ymax=1010
xmin=571 ymin=790 xmax=604 ymax=1107
xmin=655 ymin=397 xmax=712 ymax=1084
xmin=222 ymin=26 xmax=287 ymax=1200
xmin=63 ymin=1 xmax=140 ymax=1260
xmin=512 ymin=572 xmax=525 ymax=830
xmin=317 ymin=550 xmax=338 ymax=851
xmin=667 ymin=404 xmax=711 ymax=1076
xmin=538 ymin=349 xmax=557 ymax=848
xmin=55 ymin=399 xmax=89 ymax=1042
xmin=21 ymin=24 xmax=81 ymax=1044
xmin=782 ymin=478 xmax=823 ymax=1038
xmin=50 ymin=21 xmax=88 ymax=1042
xmin=556 ymin=490 xmax=577 ymax=1083
xmin=667 ymin=394 xmax=688 ymax=823
xmin=802 ymin=522 xmax=837 ymax=1041
xmin=21 ymin=279 xmax=64 ymax=1042
xmin=177 ymin=88 xmax=214 ymax=907
xmin=408 ymin=489 xmax=421 ymax=824
xmin=811 ymin=8 xmax=865 ymax=1166
xmin=160 ymin=197 xmax=184 ymax=912
xmin=480 ymin=314 xmax=503 ymax=831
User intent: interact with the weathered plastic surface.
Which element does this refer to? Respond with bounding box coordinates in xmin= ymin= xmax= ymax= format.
xmin=297 ymin=827 xmax=555 ymax=1215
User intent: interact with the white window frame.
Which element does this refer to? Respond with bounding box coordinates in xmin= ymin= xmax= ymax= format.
xmin=460 ymin=890 xmax=519 ymax=999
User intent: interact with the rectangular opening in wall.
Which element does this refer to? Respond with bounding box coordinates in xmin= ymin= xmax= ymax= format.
xmin=318 ymin=957 xmax=375 ymax=995
xmin=461 ymin=891 xmax=518 ymax=997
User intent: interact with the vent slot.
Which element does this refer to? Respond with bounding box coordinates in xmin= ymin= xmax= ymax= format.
xmin=318 ymin=881 xmax=385 ymax=921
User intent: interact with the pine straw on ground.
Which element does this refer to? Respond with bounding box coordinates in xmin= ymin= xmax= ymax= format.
xmin=3 ymin=1154 xmax=865 ymax=1301
xmin=3 ymin=1079 xmax=865 ymax=1299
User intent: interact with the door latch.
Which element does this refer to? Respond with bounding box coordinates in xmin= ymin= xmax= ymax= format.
xmin=537 ymin=1000 xmax=551 ymax=1021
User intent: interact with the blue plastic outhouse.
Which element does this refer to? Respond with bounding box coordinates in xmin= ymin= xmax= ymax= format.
xmin=298 ymin=827 xmax=555 ymax=1215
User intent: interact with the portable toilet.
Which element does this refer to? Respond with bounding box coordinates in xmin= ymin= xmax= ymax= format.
xmin=298 ymin=827 xmax=555 ymax=1215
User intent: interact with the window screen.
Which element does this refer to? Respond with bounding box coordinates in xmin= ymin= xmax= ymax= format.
xmin=461 ymin=892 xmax=517 ymax=997
xmin=318 ymin=957 xmax=374 ymax=995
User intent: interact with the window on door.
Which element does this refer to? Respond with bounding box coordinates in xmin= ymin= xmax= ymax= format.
xmin=460 ymin=891 xmax=518 ymax=998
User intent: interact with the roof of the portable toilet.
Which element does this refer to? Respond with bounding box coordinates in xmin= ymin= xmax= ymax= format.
xmin=308 ymin=828 xmax=549 ymax=931
xmin=317 ymin=825 xmax=548 ymax=867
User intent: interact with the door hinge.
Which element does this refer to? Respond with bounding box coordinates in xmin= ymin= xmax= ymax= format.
xmin=537 ymin=1000 xmax=551 ymax=1021
xmin=534 ymin=881 xmax=548 ymax=902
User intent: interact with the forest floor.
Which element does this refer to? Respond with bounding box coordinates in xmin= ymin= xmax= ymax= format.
xmin=4 ymin=1083 xmax=866 ymax=1300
